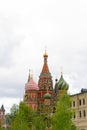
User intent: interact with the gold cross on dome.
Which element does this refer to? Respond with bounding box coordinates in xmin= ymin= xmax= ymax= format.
xmin=45 ymin=46 xmax=47 ymax=53
xmin=60 ymin=66 xmax=63 ymax=75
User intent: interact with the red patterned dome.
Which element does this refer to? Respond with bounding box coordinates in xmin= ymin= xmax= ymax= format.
xmin=25 ymin=78 xmax=39 ymax=91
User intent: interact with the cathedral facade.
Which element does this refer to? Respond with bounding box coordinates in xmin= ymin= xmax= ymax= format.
xmin=24 ymin=51 xmax=68 ymax=112
xmin=24 ymin=51 xmax=69 ymax=112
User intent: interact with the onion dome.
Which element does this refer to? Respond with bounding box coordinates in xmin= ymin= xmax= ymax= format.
xmin=25 ymin=78 xmax=39 ymax=90
xmin=43 ymin=52 xmax=48 ymax=57
xmin=57 ymin=74 xmax=69 ymax=90
xmin=43 ymin=92 xmax=51 ymax=99
xmin=25 ymin=71 xmax=39 ymax=91
xmin=25 ymin=78 xmax=39 ymax=91
xmin=43 ymin=48 xmax=48 ymax=57
xmin=42 ymin=50 xmax=49 ymax=73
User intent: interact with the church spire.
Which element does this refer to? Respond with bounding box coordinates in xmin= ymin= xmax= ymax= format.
xmin=28 ymin=69 xmax=31 ymax=82
xmin=41 ymin=50 xmax=49 ymax=73
xmin=60 ymin=66 xmax=63 ymax=76
xmin=28 ymin=69 xmax=33 ymax=82
xmin=43 ymin=48 xmax=48 ymax=63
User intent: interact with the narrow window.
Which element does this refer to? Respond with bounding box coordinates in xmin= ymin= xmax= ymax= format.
xmin=79 ymin=111 xmax=82 ymax=118
xmin=83 ymin=110 xmax=86 ymax=117
xmin=73 ymin=112 xmax=76 ymax=119
xmin=73 ymin=101 xmax=75 ymax=107
xmin=83 ymin=99 xmax=85 ymax=105
xmin=79 ymin=99 xmax=81 ymax=106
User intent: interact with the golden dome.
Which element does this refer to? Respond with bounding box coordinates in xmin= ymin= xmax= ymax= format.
xmin=43 ymin=49 xmax=48 ymax=57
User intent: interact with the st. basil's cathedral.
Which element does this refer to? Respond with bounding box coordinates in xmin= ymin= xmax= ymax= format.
xmin=24 ymin=51 xmax=69 ymax=112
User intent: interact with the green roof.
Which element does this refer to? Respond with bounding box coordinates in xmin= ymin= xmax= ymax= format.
xmin=43 ymin=93 xmax=51 ymax=99
xmin=56 ymin=75 xmax=69 ymax=90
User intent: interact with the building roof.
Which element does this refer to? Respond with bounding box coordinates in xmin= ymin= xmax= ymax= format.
xmin=25 ymin=78 xmax=39 ymax=91
xmin=71 ymin=88 xmax=87 ymax=97
xmin=56 ymin=74 xmax=69 ymax=90
xmin=43 ymin=92 xmax=51 ymax=99
xmin=41 ymin=51 xmax=50 ymax=74
xmin=39 ymin=51 xmax=52 ymax=78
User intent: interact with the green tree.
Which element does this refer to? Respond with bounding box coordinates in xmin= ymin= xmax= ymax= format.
xmin=11 ymin=114 xmax=29 ymax=130
xmin=7 ymin=104 xmax=19 ymax=126
xmin=52 ymin=93 xmax=77 ymax=130
xmin=19 ymin=102 xmax=35 ymax=124
xmin=10 ymin=104 xmax=19 ymax=116
xmin=33 ymin=113 xmax=47 ymax=130
xmin=11 ymin=102 xmax=35 ymax=130
xmin=0 ymin=120 xmax=4 ymax=130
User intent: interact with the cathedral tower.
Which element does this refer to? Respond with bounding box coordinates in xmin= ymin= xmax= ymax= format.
xmin=38 ymin=51 xmax=53 ymax=110
xmin=24 ymin=70 xmax=39 ymax=111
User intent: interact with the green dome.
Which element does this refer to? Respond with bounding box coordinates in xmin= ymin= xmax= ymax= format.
xmin=43 ymin=93 xmax=51 ymax=99
xmin=57 ymin=75 xmax=69 ymax=90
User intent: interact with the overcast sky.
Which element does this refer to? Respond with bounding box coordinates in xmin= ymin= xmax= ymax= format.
xmin=0 ymin=0 xmax=87 ymax=113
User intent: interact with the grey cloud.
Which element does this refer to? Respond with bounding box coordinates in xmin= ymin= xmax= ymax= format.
xmin=0 ymin=82 xmax=24 ymax=98
xmin=0 ymin=16 xmax=23 ymax=68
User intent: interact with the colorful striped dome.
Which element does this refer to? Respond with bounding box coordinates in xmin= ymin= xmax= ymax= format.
xmin=25 ymin=78 xmax=39 ymax=91
xmin=55 ymin=75 xmax=69 ymax=91
xmin=57 ymin=74 xmax=69 ymax=90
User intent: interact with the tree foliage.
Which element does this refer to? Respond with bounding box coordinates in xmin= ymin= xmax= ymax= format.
xmin=10 ymin=102 xmax=48 ymax=130
xmin=10 ymin=102 xmax=35 ymax=130
xmin=52 ymin=93 xmax=77 ymax=130
xmin=0 ymin=121 xmax=4 ymax=130
xmin=10 ymin=104 xmax=19 ymax=116
xmin=33 ymin=113 xmax=47 ymax=130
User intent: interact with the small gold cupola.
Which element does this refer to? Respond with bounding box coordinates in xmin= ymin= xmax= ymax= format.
xmin=43 ymin=49 xmax=48 ymax=57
